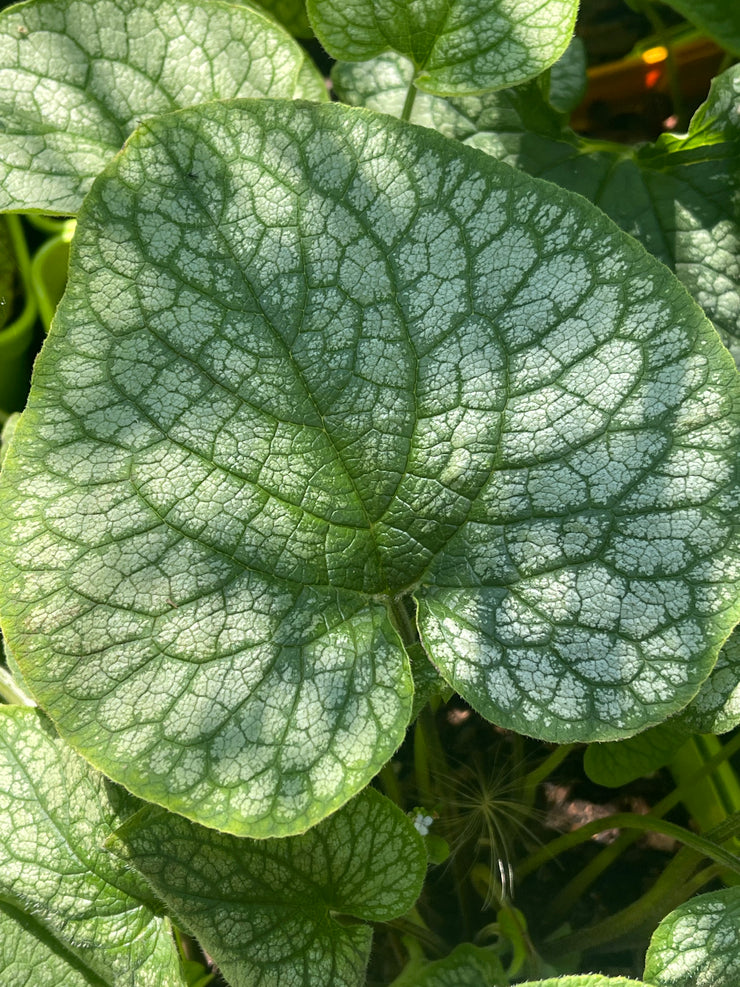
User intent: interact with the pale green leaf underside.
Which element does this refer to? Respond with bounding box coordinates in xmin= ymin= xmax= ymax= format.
xmin=644 ymin=887 xmax=740 ymax=987
xmin=0 ymin=899 xmax=108 ymax=987
xmin=335 ymin=55 xmax=740 ymax=364
xmin=0 ymin=707 xmax=183 ymax=987
xmin=2 ymin=102 xmax=740 ymax=839
xmin=583 ymin=718 xmax=690 ymax=788
xmin=111 ymin=788 xmax=425 ymax=987
xmin=307 ymin=0 xmax=578 ymax=95
xmin=659 ymin=0 xmax=740 ymax=55
xmin=0 ymin=0 xmax=326 ymax=215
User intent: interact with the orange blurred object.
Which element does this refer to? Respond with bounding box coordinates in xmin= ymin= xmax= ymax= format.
xmin=571 ymin=35 xmax=726 ymax=136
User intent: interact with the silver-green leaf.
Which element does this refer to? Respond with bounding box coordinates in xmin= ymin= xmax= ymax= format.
xmin=0 ymin=706 xmax=184 ymax=986
xmin=516 ymin=979 xmax=653 ymax=987
xmin=1 ymin=100 xmax=740 ymax=838
xmin=675 ymin=631 xmax=740 ymax=734
xmin=109 ymin=787 xmax=426 ymax=987
xmin=0 ymin=0 xmax=326 ymax=215
xmin=308 ymin=0 xmax=578 ymax=95
xmin=644 ymin=887 xmax=740 ymax=987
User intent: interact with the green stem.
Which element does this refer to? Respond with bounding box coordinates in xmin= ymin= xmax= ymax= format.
xmin=520 ymin=728 xmax=740 ymax=892
xmin=385 ymin=916 xmax=448 ymax=957
xmin=546 ymin=850 xmax=718 ymax=959
xmin=521 ymin=743 xmax=576 ymax=805
xmin=518 ymin=810 xmax=740 ymax=879
xmin=401 ymin=80 xmax=418 ymax=122
xmin=0 ymin=666 xmax=35 ymax=706
xmin=389 ymin=595 xmax=419 ymax=648
xmin=378 ymin=761 xmax=403 ymax=807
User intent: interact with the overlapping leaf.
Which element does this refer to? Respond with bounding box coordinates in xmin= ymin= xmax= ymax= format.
xmin=109 ymin=788 xmax=426 ymax=987
xmin=677 ymin=632 xmax=740 ymax=733
xmin=1 ymin=100 xmax=740 ymax=838
xmin=307 ymin=0 xmax=578 ymax=95
xmin=516 ymin=979 xmax=652 ymax=987
xmin=644 ymin=887 xmax=740 ymax=986
xmin=335 ymin=55 xmax=740 ymax=364
xmin=659 ymin=0 xmax=740 ymax=54
xmin=0 ymin=706 xmax=183 ymax=986
xmin=0 ymin=0 xmax=326 ymax=215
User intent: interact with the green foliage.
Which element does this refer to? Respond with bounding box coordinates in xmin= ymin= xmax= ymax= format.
xmin=1 ymin=0 xmax=740 ymax=983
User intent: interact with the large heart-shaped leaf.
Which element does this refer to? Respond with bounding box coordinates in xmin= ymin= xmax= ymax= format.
xmin=109 ymin=787 xmax=425 ymax=987
xmin=0 ymin=0 xmax=326 ymax=216
xmin=335 ymin=55 xmax=740 ymax=364
xmin=307 ymin=0 xmax=578 ymax=95
xmin=644 ymin=887 xmax=740 ymax=986
xmin=1 ymin=100 xmax=740 ymax=836
xmin=0 ymin=706 xmax=183 ymax=986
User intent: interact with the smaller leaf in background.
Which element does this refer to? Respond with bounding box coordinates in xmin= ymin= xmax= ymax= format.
xmin=659 ymin=0 xmax=740 ymax=55
xmin=388 ymin=942 xmax=506 ymax=986
xmin=309 ymin=0 xmax=579 ymax=95
xmin=0 ymin=899 xmax=108 ymax=987
xmin=109 ymin=787 xmax=426 ymax=987
xmin=0 ymin=0 xmax=327 ymax=215
xmin=583 ymin=718 xmax=692 ymax=787
xmin=245 ymin=0 xmax=313 ymax=37
xmin=644 ymin=886 xmax=740 ymax=986
xmin=547 ymin=35 xmax=587 ymax=113
xmin=0 ymin=706 xmax=184 ymax=986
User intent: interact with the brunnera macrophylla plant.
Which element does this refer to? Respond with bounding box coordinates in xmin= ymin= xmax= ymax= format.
xmin=1 ymin=0 xmax=740 ymax=984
